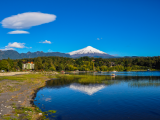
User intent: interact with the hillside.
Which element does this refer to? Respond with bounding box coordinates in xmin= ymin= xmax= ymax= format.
xmin=0 ymin=50 xmax=71 ymax=59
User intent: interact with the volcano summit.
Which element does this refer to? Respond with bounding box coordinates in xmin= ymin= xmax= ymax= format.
xmin=68 ymin=46 xmax=114 ymax=58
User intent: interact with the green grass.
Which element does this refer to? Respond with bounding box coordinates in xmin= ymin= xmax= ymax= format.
xmin=56 ymin=74 xmax=113 ymax=84
xmin=0 ymin=74 xmax=47 ymax=81
xmin=13 ymin=106 xmax=56 ymax=120
xmin=2 ymin=116 xmax=18 ymax=120
xmin=11 ymin=104 xmax=50 ymax=120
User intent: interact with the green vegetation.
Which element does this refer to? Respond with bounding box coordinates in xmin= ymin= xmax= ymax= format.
xmin=6 ymin=103 xmax=50 ymax=120
xmin=0 ymin=73 xmax=49 ymax=82
xmin=0 ymin=56 xmax=160 ymax=72
xmin=78 ymin=75 xmax=112 ymax=84
xmin=9 ymin=102 xmax=56 ymax=120
xmin=43 ymin=110 xmax=56 ymax=118
xmin=56 ymin=74 xmax=114 ymax=84
xmin=2 ymin=104 xmax=56 ymax=120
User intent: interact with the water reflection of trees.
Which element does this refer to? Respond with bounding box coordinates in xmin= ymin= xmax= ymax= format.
xmin=46 ymin=76 xmax=160 ymax=88
xmin=129 ymin=82 xmax=160 ymax=87
xmin=46 ymin=78 xmax=78 ymax=88
xmin=46 ymin=75 xmax=119 ymax=88
xmin=114 ymin=76 xmax=160 ymax=81
xmin=114 ymin=76 xmax=160 ymax=87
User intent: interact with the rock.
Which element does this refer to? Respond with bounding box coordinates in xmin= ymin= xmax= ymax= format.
xmin=39 ymin=113 xmax=43 ymax=116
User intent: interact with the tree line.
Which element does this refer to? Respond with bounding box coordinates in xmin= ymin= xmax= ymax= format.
xmin=0 ymin=56 xmax=160 ymax=72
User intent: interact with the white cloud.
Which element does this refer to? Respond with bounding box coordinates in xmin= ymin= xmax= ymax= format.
xmin=1 ymin=12 xmax=56 ymax=29
xmin=0 ymin=48 xmax=14 ymax=51
xmin=40 ymin=40 xmax=51 ymax=44
xmin=0 ymin=42 xmax=31 ymax=51
xmin=8 ymin=30 xmax=29 ymax=34
xmin=97 ymin=38 xmax=100 ymax=40
xmin=6 ymin=42 xmax=26 ymax=48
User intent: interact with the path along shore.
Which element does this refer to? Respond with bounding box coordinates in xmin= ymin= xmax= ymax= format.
xmin=0 ymin=72 xmax=30 ymax=76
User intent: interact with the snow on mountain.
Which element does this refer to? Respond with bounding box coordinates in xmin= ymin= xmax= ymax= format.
xmin=69 ymin=46 xmax=107 ymax=55
xmin=68 ymin=46 xmax=114 ymax=58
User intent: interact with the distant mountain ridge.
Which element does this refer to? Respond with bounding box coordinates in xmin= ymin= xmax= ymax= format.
xmin=0 ymin=46 xmax=115 ymax=59
xmin=0 ymin=50 xmax=70 ymax=59
xmin=68 ymin=46 xmax=114 ymax=58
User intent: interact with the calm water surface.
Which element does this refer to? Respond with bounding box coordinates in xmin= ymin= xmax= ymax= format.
xmin=34 ymin=71 xmax=160 ymax=120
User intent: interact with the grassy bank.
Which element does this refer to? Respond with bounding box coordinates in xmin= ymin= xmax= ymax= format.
xmin=0 ymin=73 xmax=57 ymax=120
xmin=0 ymin=73 xmax=51 ymax=94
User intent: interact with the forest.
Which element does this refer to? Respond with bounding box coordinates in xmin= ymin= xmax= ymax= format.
xmin=0 ymin=56 xmax=160 ymax=72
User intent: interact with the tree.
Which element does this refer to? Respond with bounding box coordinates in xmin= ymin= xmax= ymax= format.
xmin=96 ymin=66 xmax=100 ymax=71
xmin=50 ymin=66 xmax=56 ymax=71
xmin=35 ymin=57 xmax=43 ymax=70
xmin=18 ymin=60 xmax=22 ymax=70
xmin=0 ymin=60 xmax=9 ymax=71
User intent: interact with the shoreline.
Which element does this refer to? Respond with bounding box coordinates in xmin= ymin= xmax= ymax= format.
xmin=65 ymin=70 xmax=160 ymax=73
xmin=0 ymin=72 xmax=57 ymax=120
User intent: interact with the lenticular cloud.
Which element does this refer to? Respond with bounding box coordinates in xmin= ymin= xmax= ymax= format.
xmin=8 ymin=30 xmax=29 ymax=34
xmin=1 ymin=12 xmax=56 ymax=29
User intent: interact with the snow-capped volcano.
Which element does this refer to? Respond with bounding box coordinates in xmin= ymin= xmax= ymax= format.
xmin=69 ymin=46 xmax=106 ymax=55
xmin=69 ymin=46 xmax=114 ymax=58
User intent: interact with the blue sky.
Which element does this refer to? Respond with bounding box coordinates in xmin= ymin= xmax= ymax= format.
xmin=0 ymin=0 xmax=160 ymax=56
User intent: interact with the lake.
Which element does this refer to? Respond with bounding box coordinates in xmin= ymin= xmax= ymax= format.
xmin=34 ymin=71 xmax=160 ymax=120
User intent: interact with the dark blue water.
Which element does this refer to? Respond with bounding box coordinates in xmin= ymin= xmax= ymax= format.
xmin=34 ymin=71 xmax=160 ymax=120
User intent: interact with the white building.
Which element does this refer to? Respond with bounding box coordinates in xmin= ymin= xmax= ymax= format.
xmin=22 ymin=62 xmax=34 ymax=70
